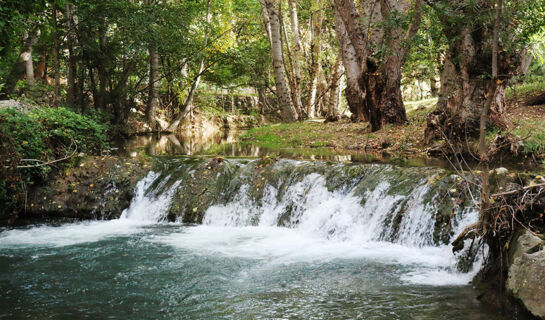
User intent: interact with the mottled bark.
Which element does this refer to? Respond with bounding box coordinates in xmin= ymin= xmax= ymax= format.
xmin=425 ymin=2 xmax=515 ymax=143
xmin=262 ymin=0 xmax=298 ymax=122
xmin=333 ymin=0 xmax=422 ymax=130
xmin=333 ymin=7 xmax=366 ymax=122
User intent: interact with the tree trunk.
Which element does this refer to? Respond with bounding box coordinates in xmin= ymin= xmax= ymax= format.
xmin=333 ymin=6 xmax=366 ymax=122
xmin=425 ymin=10 xmax=514 ymax=143
xmin=333 ymin=0 xmax=422 ymax=130
xmin=146 ymin=0 xmax=159 ymax=130
xmin=260 ymin=0 xmax=273 ymax=46
xmin=326 ymin=54 xmax=343 ymax=122
xmin=262 ymin=0 xmax=298 ymax=122
xmin=66 ymin=4 xmax=77 ymax=106
xmin=146 ymin=46 xmax=159 ymax=130
xmin=305 ymin=0 xmax=324 ymax=119
xmin=167 ymin=1 xmax=211 ymax=132
xmin=22 ymin=30 xmax=38 ymax=86
xmin=287 ymin=0 xmax=303 ymax=116
xmin=52 ymin=2 xmax=60 ymax=106
xmin=96 ymin=22 xmax=107 ymax=110
xmin=365 ymin=54 xmax=407 ymax=131
xmin=479 ymin=0 xmax=502 ymax=234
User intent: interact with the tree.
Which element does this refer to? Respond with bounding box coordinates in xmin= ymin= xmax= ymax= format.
xmin=326 ymin=52 xmax=343 ymax=121
xmin=333 ymin=0 xmax=423 ymax=131
xmin=287 ymin=0 xmax=304 ymax=117
xmin=305 ymin=0 xmax=325 ymax=119
xmin=261 ymin=0 xmax=299 ymax=122
xmin=424 ymin=0 xmax=545 ymax=143
xmin=146 ymin=0 xmax=159 ymax=130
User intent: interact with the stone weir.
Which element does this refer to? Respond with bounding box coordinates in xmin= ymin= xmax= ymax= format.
xmin=24 ymin=157 xmax=477 ymax=247
xmin=11 ymin=156 xmax=545 ymax=318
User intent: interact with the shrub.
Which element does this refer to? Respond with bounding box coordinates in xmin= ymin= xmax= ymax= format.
xmin=0 ymin=107 xmax=109 ymax=220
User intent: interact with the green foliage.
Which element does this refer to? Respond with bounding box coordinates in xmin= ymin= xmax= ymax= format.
xmin=506 ymin=79 xmax=545 ymax=98
xmin=513 ymin=119 xmax=545 ymax=155
xmin=0 ymin=107 xmax=108 ymax=217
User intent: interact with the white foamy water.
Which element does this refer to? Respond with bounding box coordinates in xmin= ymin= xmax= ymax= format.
xmin=158 ymin=171 xmax=483 ymax=286
xmin=0 ymin=171 xmax=178 ymax=248
xmin=0 ymin=164 xmax=483 ymax=286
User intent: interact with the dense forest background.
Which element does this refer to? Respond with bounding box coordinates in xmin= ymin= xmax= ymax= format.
xmin=1 ymin=0 xmax=544 ymax=132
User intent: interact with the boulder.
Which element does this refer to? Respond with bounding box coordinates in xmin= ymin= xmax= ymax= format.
xmin=506 ymin=230 xmax=545 ymax=318
xmin=0 ymin=100 xmax=36 ymax=113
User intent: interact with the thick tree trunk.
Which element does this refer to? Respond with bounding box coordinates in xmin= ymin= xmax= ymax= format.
xmin=333 ymin=0 xmax=421 ymax=130
xmin=333 ymin=6 xmax=366 ymax=122
xmin=262 ymin=0 xmax=298 ymax=122
xmin=365 ymin=56 xmax=407 ymax=131
xmin=146 ymin=46 xmax=159 ymax=130
xmin=425 ymin=21 xmax=513 ymax=143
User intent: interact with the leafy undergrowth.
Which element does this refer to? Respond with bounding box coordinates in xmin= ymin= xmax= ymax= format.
xmin=0 ymin=107 xmax=108 ymax=221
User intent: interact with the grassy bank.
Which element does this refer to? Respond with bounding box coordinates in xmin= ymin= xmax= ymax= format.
xmin=242 ymin=97 xmax=545 ymax=167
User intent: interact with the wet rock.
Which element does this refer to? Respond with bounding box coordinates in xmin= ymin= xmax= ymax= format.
xmin=23 ymin=156 xmax=150 ymax=222
xmin=506 ymin=230 xmax=545 ymax=318
xmin=509 ymin=230 xmax=544 ymax=263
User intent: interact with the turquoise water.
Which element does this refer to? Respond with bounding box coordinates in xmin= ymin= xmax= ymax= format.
xmin=0 ymin=222 xmax=527 ymax=320
xmin=0 ymin=161 xmax=531 ymax=319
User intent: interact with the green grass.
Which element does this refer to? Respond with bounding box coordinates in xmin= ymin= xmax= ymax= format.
xmin=506 ymin=80 xmax=545 ymax=98
xmin=513 ymin=119 xmax=545 ymax=155
xmin=241 ymin=122 xmax=335 ymax=150
xmin=404 ymin=98 xmax=438 ymax=112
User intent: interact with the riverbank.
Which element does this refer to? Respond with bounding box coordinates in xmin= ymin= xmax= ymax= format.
xmin=241 ymin=97 xmax=545 ymax=171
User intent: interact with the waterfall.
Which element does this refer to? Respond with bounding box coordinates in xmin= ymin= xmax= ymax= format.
xmin=200 ymin=162 xmax=477 ymax=248
xmin=0 ymin=158 xmax=483 ymax=285
xmin=120 ymin=171 xmax=181 ymax=222
xmin=142 ymin=159 xmax=483 ymax=285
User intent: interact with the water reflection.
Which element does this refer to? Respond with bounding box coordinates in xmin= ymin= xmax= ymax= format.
xmin=115 ymin=130 xmax=242 ymax=157
xmin=114 ymin=130 xmax=454 ymax=169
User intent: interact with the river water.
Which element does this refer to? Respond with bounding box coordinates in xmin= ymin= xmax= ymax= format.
xmin=0 ymin=162 xmax=531 ymax=319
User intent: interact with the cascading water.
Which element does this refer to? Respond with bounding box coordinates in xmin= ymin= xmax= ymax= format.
xmin=2 ymin=158 xmax=516 ymax=320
